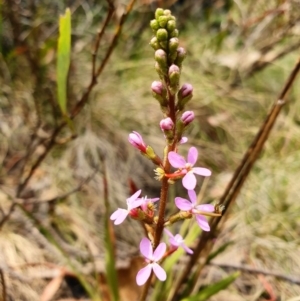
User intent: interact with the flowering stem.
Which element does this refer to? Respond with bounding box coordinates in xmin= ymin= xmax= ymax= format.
xmin=154 ymin=85 xmax=176 ymax=248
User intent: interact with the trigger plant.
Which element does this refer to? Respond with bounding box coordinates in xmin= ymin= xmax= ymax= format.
xmin=110 ymin=8 xmax=223 ymax=300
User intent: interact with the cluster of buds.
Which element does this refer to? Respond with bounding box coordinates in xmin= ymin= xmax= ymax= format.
xmin=110 ymin=8 xmax=224 ymax=288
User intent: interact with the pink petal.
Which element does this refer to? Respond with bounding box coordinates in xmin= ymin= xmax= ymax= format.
xmin=182 ymin=172 xmax=196 ymax=190
xmin=175 ymin=197 xmax=193 ymax=211
xmin=152 ymin=263 xmax=166 ymax=281
xmin=136 ymin=265 xmax=152 ymax=286
xmin=168 ymin=152 xmax=186 ymax=168
xmin=187 ymin=190 xmax=197 ymax=205
xmin=179 ymin=137 xmax=188 ymax=144
xmin=182 ymin=244 xmax=194 ymax=254
xmin=140 ymin=238 xmax=153 ymax=259
xmin=164 ymin=228 xmax=174 ymax=238
xmin=110 ymin=209 xmax=128 ymax=225
xmin=187 ymin=147 xmax=198 ymax=165
xmin=192 ymin=167 xmax=211 ymax=177
xmin=196 ymin=204 xmax=215 ymax=212
xmin=169 ymin=237 xmax=179 ymax=247
xmin=127 ymin=189 xmax=142 ymax=203
xmin=153 ymin=242 xmax=166 ymax=261
xmin=195 ymin=215 xmax=210 ymax=231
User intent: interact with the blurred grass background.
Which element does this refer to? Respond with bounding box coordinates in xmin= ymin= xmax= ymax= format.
xmin=1 ymin=0 xmax=300 ymax=300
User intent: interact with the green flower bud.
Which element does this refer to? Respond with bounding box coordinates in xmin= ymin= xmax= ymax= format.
xmin=174 ymin=47 xmax=186 ymax=67
xmin=156 ymin=28 xmax=168 ymax=41
xmin=155 ymin=8 xmax=164 ymax=20
xmin=167 ymin=20 xmax=176 ymax=32
xmin=169 ymin=29 xmax=179 ymax=38
xmin=169 ymin=64 xmax=180 ymax=93
xmin=158 ymin=16 xmax=169 ymax=28
xmin=149 ymin=37 xmax=160 ymax=50
xmin=155 ymin=50 xmax=168 ymax=75
xmin=168 ymin=38 xmax=179 ymax=55
xmin=159 ymin=41 xmax=168 ymax=50
xmin=163 ymin=9 xmax=171 ymax=16
xmin=150 ymin=19 xmax=160 ymax=31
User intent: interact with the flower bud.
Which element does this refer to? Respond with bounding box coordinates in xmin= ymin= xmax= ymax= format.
xmin=151 ymin=81 xmax=168 ymax=107
xmin=168 ymin=38 xmax=179 ymax=55
xmin=175 ymin=47 xmax=186 ymax=67
xmin=150 ymin=19 xmax=160 ymax=31
xmin=149 ymin=37 xmax=160 ymax=50
xmin=155 ymin=8 xmax=164 ymax=20
xmin=158 ymin=16 xmax=169 ymax=28
xmin=169 ymin=64 xmax=180 ymax=92
xmin=160 ymin=117 xmax=174 ymax=131
xmin=128 ymin=131 xmax=147 ymax=153
xmin=151 ymin=81 xmax=163 ymax=95
xmin=156 ymin=28 xmax=168 ymax=41
xmin=163 ymin=9 xmax=171 ymax=16
xmin=167 ymin=20 xmax=176 ymax=32
xmin=177 ymin=83 xmax=193 ymax=111
xmin=169 ymin=29 xmax=179 ymax=38
xmin=181 ymin=111 xmax=195 ymax=125
xmin=155 ymin=50 xmax=168 ymax=75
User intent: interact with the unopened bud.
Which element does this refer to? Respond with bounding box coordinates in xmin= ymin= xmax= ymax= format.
xmin=169 ymin=29 xmax=179 ymax=38
xmin=175 ymin=47 xmax=186 ymax=67
xmin=151 ymin=81 xmax=168 ymax=107
xmin=160 ymin=117 xmax=174 ymax=131
xmin=128 ymin=131 xmax=147 ymax=153
xmin=149 ymin=37 xmax=160 ymax=50
xmin=163 ymin=9 xmax=171 ymax=16
xmin=155 ymin=8 xmax=164 ymax=20
xmin=177 ymin=83 xmax=193 ymax=111
xmin=150 ymin=19 xmax=160 ymax=31
xmin=167 ymin=20 xmax=176 ymax=32
xmin=169 ymin=64 xmax=180 ymax=91
xmin=181 ymin=111 xmax=195 ymax=125
xmin=151 ymin=81 xmax=164 ymax=95
xmin=158 ymin=16 xmax=169 ymax=28
xmin=169 ymin=38 xmax=179 ymax=55
xmin=156 ymin=28 xmax=168 ymax=41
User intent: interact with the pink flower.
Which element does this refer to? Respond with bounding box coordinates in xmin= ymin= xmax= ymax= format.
xmin=110 ymin=190 xmax=143 ymax=225
xmin=136 ymin=238 xmax=167 ymax=286
xmin=168 ymin=147 xmax=211 ymax=190
xmin=164 ymin=229 xmax=193 ymax=254
xmin=128 ymin=131 xmax=147 ymax=153
xmin=138 ymin=196 xmax=159 ymax=212
xmin=175 ymin=190 xmax=214 ymax=231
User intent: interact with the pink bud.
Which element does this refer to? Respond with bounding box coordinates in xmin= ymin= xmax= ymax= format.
xmin=128 ymin=131 xmax=147 ymax=153
xmin=181 ymin=111 xmax=195 ymax=125
xmin=160 ymin=117 xmax=174 ymax=130
xmin=168 ymin=64 xmax=180 ymax=76
xmin=180 ymin=83 xmax=193 ymax=98
xmin=151 ymin=81 xmax=163 ymax=95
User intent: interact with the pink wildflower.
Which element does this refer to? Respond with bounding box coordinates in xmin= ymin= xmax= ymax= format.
xmin=168 ymin=146 xmax=211 ymax=190
xmin=164 ymin=229 xmax=193 ymax=254
xmin=175 ymin=190 xmax=214 ymax=232
xmin=136 ymin=238 xmax=166 ymax=286
xmin=110 ymin=190 xmax=143 ymax=225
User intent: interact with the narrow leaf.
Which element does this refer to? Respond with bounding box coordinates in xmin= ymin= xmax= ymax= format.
xmin=103 ymin=162 xmax=119 ymax=301
xmin=180 ymin=271 xmax=240 ymax=301
xmin=57 ymin=8 xmax=71 ymax=115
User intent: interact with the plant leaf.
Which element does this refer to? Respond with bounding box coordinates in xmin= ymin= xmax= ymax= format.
xmin=57 ymin=8 xmax=71 ymax=115
xmin=180 ymin=271 xmax=240 ymax=301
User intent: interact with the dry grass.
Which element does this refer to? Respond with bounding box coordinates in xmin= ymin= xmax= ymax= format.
xmin=1 ymin=0 xmax=300 ymax=300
